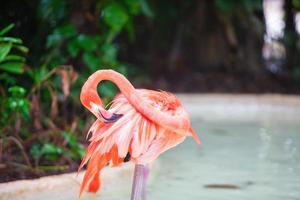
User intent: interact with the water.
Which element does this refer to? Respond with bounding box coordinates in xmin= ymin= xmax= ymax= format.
xmin=2 ymin=110 xmax=300 ymax=200
xmin=148 ymin=119 xmax=300 ymax=200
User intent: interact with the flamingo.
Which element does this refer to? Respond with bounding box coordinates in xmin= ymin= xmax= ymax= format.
xmin=78 ymin=70 xmax=200 ymax=199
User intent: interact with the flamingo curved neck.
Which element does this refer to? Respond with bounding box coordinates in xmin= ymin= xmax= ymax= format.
xmin=80 ymin=70 xmax=190 ymax=134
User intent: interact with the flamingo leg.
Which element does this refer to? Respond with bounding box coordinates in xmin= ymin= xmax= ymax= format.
xmin=130 ymin=164 xmax=150 ymax=200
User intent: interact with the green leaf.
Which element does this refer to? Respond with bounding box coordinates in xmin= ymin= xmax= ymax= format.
xmin=13 ymin=45 xmax=29 ymax=53
xmin=141 ymin=0 xmax=154 ymax=18
xmin=102 ymin=44 xmax=117 ymax=64
xmin=30 ymin=144 xmax=42 ymax=159
xmin=46 ymin=24 xmax=77 ymax=48
xmin=0 ymin=62 xmax=24 ymax=74
xmin=27 ymin=65 xmax=49 ymax=84
xmin=115 ymin=65 xmax=128 ymax=75
xmin=0 ymin=43 xmax=12 ymax=61
xmin=7 ymin=99 xmax=18 ymax=109
xmin=56 ymin=24 xmax=77 ymax=38
xmin=8 ymin=86 xmax=26 ymax=96
xmin=126 ymin=20 xmax=135 ymax=42
xmin=1 ymin=55 xmax=25 ymax=62
xmin=124 ymin=0 xmax=141 ymax=15
xmin=41 ymin=143 xmax=63 ymax=155
xmin=38 ymin=0 xmax=66 ymax=22
xmin=0 ymin=36 xmax=22 ymax=44
xmin=0 ymin=24 xmax=15 ymax=36
xmin=0 ymin=73 xmax=16 ymax=85
xmin=67 ymin=39 xmax=80 ymax=57
xmin=103 ymin=2 xmax=129 ymax=31
xmin=62 ymin=131 xmax=77 ymax=147
xmin=76 ymin=35 xmax=98 ymax=52
xmin=99 ymin=81 xmax=117 ymax=99
xmin=75 ymin=144 xmax=85 ymax=158
xmin=83 ymin=52 xmax=101 ymax=70
xmin=46 ymin=33 xmax=62 ymax=48
xmin=105 ymin=29 xmax=118 ymax=44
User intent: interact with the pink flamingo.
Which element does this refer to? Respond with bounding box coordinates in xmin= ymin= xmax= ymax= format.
xmin=78 ymin=70 xmax=200 ymax=199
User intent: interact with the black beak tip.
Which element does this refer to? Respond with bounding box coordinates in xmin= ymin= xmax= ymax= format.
xmin=103 ymin=113 xmax=123 ymax=123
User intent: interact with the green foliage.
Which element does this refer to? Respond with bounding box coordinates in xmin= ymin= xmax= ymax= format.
xmin=103 ymin=2 xmax=129 ymax=31
xmin=38 ymin=0 xmax=68 ymax=22
xmin=31 ymin=142 xmax=64 ymax=162
xmin=0 ymin=24 xmax=28 ymax=74
xmin=0 ymin=86 xmax=30 ymax=128
xmin=40 ymin=0 xmax=152 ymax=99
xmin=30 ymin=131 xmax=85 ymax=163
xmin=61 ymin=131 xmax=85 ymax=160
xmin=293 ymin=0 xmax=300 ymax=10
xmin=0 ymin=0 xmax=152 ymax=175
xmin=7 ymin=86 xmax=30 ymax=119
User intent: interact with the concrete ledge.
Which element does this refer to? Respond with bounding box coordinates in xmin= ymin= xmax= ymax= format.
xmin=0 ymin=163 xmax=134 ymax=200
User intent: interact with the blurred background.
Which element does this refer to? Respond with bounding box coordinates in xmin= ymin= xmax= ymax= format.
xmin=0 ymin=0 xmax=300 ymax=183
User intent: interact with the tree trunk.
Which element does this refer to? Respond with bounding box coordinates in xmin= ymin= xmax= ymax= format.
xmin=283 ymin=0 xmax=297 ymax=72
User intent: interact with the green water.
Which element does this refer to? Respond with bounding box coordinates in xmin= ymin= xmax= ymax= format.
xmin=148 ymin=119 xmax=300 ymax=200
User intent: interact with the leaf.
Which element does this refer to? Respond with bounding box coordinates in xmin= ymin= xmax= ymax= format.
xmin=76 ymin=35 xmax=98 ymax=52
xmin=0 ymin=62 xmax=24 ymax=74
xmin=41 ymin=143 xmax=63 ymax=155
xmin=0 ymin=36 xmax=23 ymax=44
xmin=8 ymin=86 xmax=26 ymax=96
xmin=7 ymin=99 xmax=18 ymax=109
xmin=126 ymin=20 xmax=135 ymax=42
xmin=99 ymin=81 xmax=117 ymax=99
xmin=75 ymin=144 xmax=85 ymax=158
xmin=102 ymin=44 xmax=117 ymax=64
xmin=0 ymin=43 xmax=12 ymax=61
xmin=13 ymin=45 xmax=29 ymax=53
xmin=56 ymin=24 xmax=77 ymax=38
xmin=0 ymin=24 xmax=15 ymax=36
xmin=62 ymin=131 xmax=76 ymax=147
xmin=141 ymin=0 xmax=154 ymax=18
xmin=115 ymin=65 xmax=128 ymax=76
xmin=67 ymin=39 xmax=80 ymax=57
xmin=83 ymin=52 xmax=101 ymax=70
xmin=30 ymin=144 xmax=42 ymax=159
xmin=38 ymin=0 xmax=66 ymax=22
xmin=105 ymin=29 xmax=118 ymax=43
xmin=0 ymin=73 xmax=17 ymax=85
xmin=124 ymin=0 xmax=141 ymax=15
xmin=46 ymin=33 xmax=62 ymax=48
xmin=103 ymin=2 xmax=129 ymax=31
xmin=20 ymin=100 xmax=30 ymax=120
xmin=1 ymin=54 xmax=25 ymax=62
xmin=27 ymin=65 xmax=49 ymax=84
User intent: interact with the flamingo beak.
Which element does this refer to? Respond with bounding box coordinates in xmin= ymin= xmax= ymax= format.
xmin=98 ymin=109 xmax=123 ymax=123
